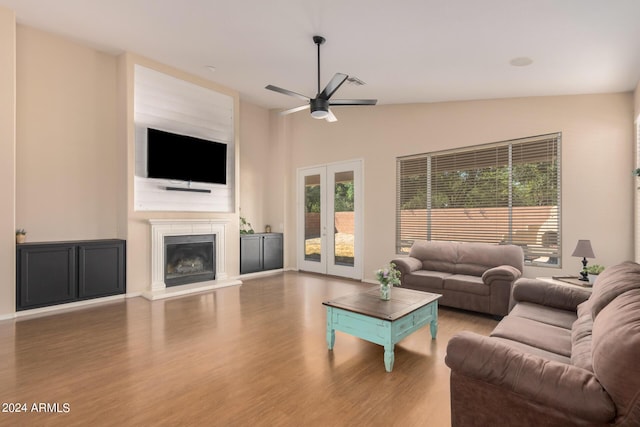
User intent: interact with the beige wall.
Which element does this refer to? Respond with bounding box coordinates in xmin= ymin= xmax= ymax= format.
xmin=635 ymin=80 xmax=640 ymax=120
xmin=272 ymin=93 xmax=634 ymax=280
xmin=239 ymin=101 xmax=270 ymax=232
xmin=15 ymin=25 xmax=120 ymax=241
xmin=0 ymin=7 xmax=16 ymax=318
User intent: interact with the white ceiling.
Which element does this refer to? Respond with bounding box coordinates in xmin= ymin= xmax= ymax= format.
xmin=2 ymin=0 xmax=640 ymax=110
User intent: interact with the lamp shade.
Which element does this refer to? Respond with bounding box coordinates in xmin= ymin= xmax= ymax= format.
xmin=572 ymin=240 xmax=595 ymax=258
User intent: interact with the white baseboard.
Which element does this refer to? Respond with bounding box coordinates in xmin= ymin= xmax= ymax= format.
xmin=0 ymin=312 xmax=16 ymax=321
xmin=11 ymin=294 xmax=126 ymax=320
xmin=141 ymin=278 xmax=242 ymax=301
xmin=239 ymin=269 xmax=285 ymax=280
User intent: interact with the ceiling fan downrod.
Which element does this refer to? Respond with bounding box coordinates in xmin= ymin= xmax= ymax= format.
xmin=313 ymin=35 xmax=325 ymax=96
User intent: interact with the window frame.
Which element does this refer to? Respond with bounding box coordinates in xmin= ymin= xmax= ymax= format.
xmin=396 ymin=133 xmax=561 ymax=268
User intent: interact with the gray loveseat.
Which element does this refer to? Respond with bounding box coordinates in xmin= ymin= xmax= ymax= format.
xmin=445 ymin=261 xmax=640 ymax=426
xmin=392 ymin=240 xmax=524 ymax=316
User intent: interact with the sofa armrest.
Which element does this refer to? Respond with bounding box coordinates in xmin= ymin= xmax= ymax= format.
xmin=391 ymin=256 xmax=422 ymax=277
xmin=445 ymin=331 xmax=615 ymax=422
xmin=512 ymin=278 xmax=591 ymax=311
xmin=482 ymin=265 xmax=521 ymax=285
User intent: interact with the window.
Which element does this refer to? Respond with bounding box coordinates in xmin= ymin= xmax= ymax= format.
xmin=396 ymin=133 xmax=561 ymax=266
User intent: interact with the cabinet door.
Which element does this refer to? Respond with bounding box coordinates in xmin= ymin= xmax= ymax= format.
xmin=17 ymin=245 xmax=77 ymax=310
xmin=263 ymin=234 xmax=283 ymax=271
xmin=78 ymin=241 xmax=126 ymax=299
xmin=240 ymin=235 xmax=263 ymax=274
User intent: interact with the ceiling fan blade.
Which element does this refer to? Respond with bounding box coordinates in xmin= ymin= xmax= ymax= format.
xmin=279 ymin=104 xmax=309 ymax=116
xmin=329 ymin=99 xmax=378 ymax=106
xmin=265 ymin=85 xmax=310 ymax=102
xmin=325 ymin=109 xmax=338 ymax=122
xmin=318 ymin=73 xmax=348 ymax=100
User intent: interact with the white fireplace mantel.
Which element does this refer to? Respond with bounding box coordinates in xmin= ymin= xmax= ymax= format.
xmin=143 ymin=219 xmax=241 ymax=300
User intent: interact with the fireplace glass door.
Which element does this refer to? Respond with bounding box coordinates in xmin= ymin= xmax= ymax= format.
xmin=165 ymin=234 xmax=215 ymax=286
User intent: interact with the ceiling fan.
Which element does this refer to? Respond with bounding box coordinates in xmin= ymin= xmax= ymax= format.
xmin=265 ymin=36 xmax=377 ymax=122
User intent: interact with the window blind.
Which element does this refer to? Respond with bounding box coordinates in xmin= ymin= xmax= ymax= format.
xmin=396 ymin=133 xmax=561 ymax=266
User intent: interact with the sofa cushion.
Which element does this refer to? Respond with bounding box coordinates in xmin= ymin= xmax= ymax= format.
xmin=491 ymin=337 xmax=571 ymax=364
xmin=592 ymin=288 xmax=640 ymax=422
xmin=403 ymin=270 xmax=450 ymax=290
xmin=589 ymin=261 xmax=640 ymax=318
xmin=443 ymin=275 xmax=489 ymax=296
xmin=509 ymin=302 xmax=576 ymax=329
xmin=408 ymin=240 xmax=458 ymax=274
xmin=570 ymin=314 xmax=594 ymax=372
xmin=455 ymin=242 xmax=524 ymax=276
xmin=490 ymin=315 xmax=572 ymax=357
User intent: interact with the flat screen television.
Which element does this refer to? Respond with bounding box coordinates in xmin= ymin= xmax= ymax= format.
xmin=147 ymin=128 xmax=227 ymax=185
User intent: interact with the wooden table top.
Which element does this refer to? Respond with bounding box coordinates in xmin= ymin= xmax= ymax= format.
xmin=323 ymin=287 xmax=441 ymax=321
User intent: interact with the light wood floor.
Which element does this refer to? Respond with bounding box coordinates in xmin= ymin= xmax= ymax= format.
xmin=0 ymin=272 xmax=497 ymax=427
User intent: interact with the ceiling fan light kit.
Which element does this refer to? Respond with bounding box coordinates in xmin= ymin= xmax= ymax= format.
xmin=266 ymin=35 xmax=377 ymax=122
xmin=310 ymin=98 xmax=329 ymax=119
xmin=310 ymin=110 xmax=329 ymax=119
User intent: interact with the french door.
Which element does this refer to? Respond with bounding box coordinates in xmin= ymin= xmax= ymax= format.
xmin=297 ymin=160 xmax=363 ymax=279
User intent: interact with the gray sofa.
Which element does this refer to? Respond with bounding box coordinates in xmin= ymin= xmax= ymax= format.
xmin=445 ymin=261 xmax=640 ymax=426
xmin=392 ymin=240 xmax=524 ymax=316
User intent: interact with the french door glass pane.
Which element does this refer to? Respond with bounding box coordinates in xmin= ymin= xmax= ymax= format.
xmin=334 ymin=171 xmax=354 ymax=266
xmin=304 ymin=175 xmax=321 ymax=262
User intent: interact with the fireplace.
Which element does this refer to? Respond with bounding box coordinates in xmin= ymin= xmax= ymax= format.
xmin=148 ymin=219 xmax=237 ymax=297
xmin=165 ymin=234 xmax=215 ymax=286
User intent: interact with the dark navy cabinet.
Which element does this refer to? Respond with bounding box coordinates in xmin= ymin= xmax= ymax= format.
xmin=17 ymin=239 xmax=126 ymax=311
xmin=240 ymin=233 xmax=283 ymax=274
xmin=78 ymin=241 xmax=126 ymax=298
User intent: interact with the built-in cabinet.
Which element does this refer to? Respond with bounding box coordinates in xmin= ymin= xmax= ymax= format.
xmin=240 ymin=233 xmax=283 ymax=274
xmin=17 ymin=239 xmax=126 ymax=311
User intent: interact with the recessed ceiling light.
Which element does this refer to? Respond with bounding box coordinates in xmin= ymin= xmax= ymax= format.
xmin=206 ymin=65 xmax=217 ymax=72
xmin=509 ymin=57 xmax=533 ymax=67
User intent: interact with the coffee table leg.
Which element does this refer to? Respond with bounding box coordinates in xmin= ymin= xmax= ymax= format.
xmin=430 ymin=303 xmax=439 ymax=339
xmin=326 ymin=307 xmax=335 ymax=350
xmin=327 ymin=328 xmax=335 ymax=350
xmin=430 ymin=319 xmax=438 ymax=339
xmin=384 ymin=344 xmax=395 ymax=372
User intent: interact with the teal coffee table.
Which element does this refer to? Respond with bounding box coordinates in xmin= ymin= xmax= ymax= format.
xmin=323 ymin=287 xmax=442 ymax=372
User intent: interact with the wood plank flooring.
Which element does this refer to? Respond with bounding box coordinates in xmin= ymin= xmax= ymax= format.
xmin=0 ymin=272 xmax=497 ymax=427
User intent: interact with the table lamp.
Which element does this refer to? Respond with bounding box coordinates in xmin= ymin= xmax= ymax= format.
xmin=572 ymin=240 xmax=595 ymax=281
